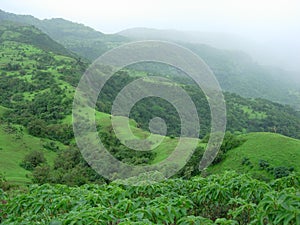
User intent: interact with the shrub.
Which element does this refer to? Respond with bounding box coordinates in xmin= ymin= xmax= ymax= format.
xmin=259 ymin=160 xmax=270 ymax=170
xmin=20 ymin=151 xmax=46 ymax=171
xmin=273 ymin=167 xmax=291 ymax=179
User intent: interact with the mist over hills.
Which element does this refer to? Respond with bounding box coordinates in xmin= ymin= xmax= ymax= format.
xmin=0 ymin=9 xmax=299 ymax=111
xmin=119 ymin=27 xmax=300 ymax=73
xmin=0 ymin=8 xmax=299 ymax=224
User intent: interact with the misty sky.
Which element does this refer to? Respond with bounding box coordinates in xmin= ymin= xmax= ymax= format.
xmin=1 ymin=0 xmax=300 ymax=71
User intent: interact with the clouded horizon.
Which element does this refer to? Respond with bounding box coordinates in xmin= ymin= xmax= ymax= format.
xmin=1 ymin=0 xmax=299 ymax=71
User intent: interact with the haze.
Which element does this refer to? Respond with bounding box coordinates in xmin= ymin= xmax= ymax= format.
xmin=1 ymin=0 xmax=300 ymax=72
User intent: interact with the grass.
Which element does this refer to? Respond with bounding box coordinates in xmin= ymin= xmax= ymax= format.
xmin=1 ymin=29 xmax=299 ymax=184
xmin=208 ymin=132 xmax=300 ymax=179
xmin=0 ymin=124 xmax=66 ymax=184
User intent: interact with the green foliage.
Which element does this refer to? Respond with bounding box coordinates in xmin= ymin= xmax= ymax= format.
xmin=273 ymin=167 xmax=293 ymax=179
xmin=97 ymin=71 xmax=300 ymax=139
xmin=259 ymin=160 xmax=270 ymax=170
xmin=0 ymin=21 xmax=73 ymax=57
xmin=1 ymin=172 xmax=300 ymax=224
xmin=20 ymin=151 xmax=46 ymax=171
xmin=0 ymin=11 xmax=128 ymax=61
xmin=204 ymin=132 xmax=246 ymax=165
xmin=31 ymin=147 xmax=105 ymax=186
xmin=0 ymin=173 xmax=11 ymax=191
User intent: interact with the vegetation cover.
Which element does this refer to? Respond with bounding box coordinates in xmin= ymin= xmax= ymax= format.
xmin=0 ymin=12 xmax=299 ymax=225
xmin=1 ymin=171 xmax=300 ymax=224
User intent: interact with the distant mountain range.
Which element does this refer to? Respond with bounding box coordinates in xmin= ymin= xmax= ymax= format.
xmin=0 ymin=9 xmax=299 ymax=110
xmin=119 ymin=27 xmax=300 ymax=72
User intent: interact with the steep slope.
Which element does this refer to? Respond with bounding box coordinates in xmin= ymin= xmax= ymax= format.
xmin=184 ymin=43 xmax=300 ymax=109
xmin=0 ymin=22 xmax=84 ymax=183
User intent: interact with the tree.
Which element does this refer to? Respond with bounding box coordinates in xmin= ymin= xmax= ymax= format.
xmin=20 ymin=151 xmax=46 ymax=171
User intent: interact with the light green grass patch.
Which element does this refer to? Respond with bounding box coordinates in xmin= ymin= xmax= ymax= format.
xmin=208 ymin=132 xmax=300 ymax=179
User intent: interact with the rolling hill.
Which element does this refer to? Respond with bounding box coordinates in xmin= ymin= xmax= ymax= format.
xmin=208 ymin=132 xmax=300 ymax=180
xmin=0 ymin=20 xmax=299 ymax=186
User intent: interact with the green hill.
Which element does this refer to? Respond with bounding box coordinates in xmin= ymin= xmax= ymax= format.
xmin=1 ymin=9 xmax=299 ymax=110
xmin=0 ymin=20 xmax=74 ymax=57
xmin=0 ymin=22 xmax=183 ymax=184
xmin=208 ymin=132 xmax=300 ymax=180
xmin=0 ymin=20 xmax=299 ymax=186
xmin=0 ymin=9 xmax=128 ymax=61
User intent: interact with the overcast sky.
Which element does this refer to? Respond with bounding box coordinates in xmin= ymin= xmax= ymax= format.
xmin=1 ymin=0 xmax=300 ymax=71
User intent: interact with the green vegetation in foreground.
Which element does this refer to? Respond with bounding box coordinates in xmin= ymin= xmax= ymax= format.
xmin=209 ymin=132 xmax=300 ymax=180
xmin=1 ymin=171 xmax=300 ymax=224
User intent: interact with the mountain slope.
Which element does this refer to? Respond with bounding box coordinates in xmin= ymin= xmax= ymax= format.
xmin=0 ymin=21 xmax=299 ymax=185
xmin=0 ymin=20 xmax=74 ymax=57
xmin=0 ymin=22 xmax=184 ymax=183
xmin=119 ymin=27 xmax=300 ymax=72
xmin=0 ymin=9 xmax=128 ymax=60
xmin=1 ymin=9 xmax=299 ymax=110
xmin=119 ymin=28 xmax=300 ymax=110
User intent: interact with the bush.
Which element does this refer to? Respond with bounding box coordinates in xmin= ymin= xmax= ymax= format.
xmin=273 ymin=167 xmax=291 ymax=179
xmin=20 ymin=151 xmax=46 ymax=171
xmin=0 ymin=174 xmax=11 ymax=191
xmin=259 ymin=160 xmax=270 ymax=170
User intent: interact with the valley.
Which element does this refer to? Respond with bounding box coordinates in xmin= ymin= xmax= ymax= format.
xmin=0 ymin=8 xmax=299 ymax=225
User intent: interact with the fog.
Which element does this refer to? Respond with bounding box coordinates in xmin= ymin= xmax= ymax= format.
xmin=1 ymin=0 xmax=299 ymax=72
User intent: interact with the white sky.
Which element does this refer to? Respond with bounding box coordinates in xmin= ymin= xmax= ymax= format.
xmin=1 ymin=0 xmax=300 ymax=70
xmin=1 ymin=0 xmax=299 ymax=36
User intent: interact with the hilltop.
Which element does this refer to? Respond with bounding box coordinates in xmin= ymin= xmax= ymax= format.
xmin=208 ymin=132 xmax=300 ymax=180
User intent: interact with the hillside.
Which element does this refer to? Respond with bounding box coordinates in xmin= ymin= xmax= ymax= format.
xmin=208 ymin=132 xmax=300 ymax=180
xmin=127 ymin=43 xmax=300 ymax=111
xmin=0 ymin=9 xmax=128 ymax=60
xmin=0 ymin=21 xmax=299 ymax=186
xmin=0 ymin=10 xmax=300 ymax=109
xmin=0 ymin=121 xmax=64 ymax=184
xmin=0 ymin=20 xmax=73 ymax=57
xmin=0 ymin=22 xmax=184 ymax=184
xmin=1 ymin=10 xmax=299 ymax=110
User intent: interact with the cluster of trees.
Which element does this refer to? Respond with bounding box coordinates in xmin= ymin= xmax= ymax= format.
xmin=96 ymin=71 xmax=300 ymax=139
xmin=176 ymin=132 xmax=246 ymax=179
xmin=257 ymin=159 xmax=294 ymax=179
xmin=0 ymin=37 xmax=86 ymax=144
xmin=4 ymin=85 xmax=74 ymax=144
xmin=19 ymin=124 xmax=156 ymax=186
xmin=22 ymin=130 xmax=246 ymax=186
